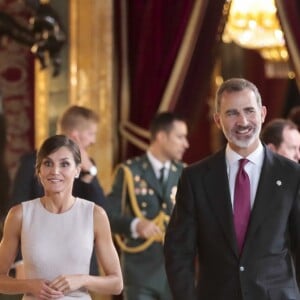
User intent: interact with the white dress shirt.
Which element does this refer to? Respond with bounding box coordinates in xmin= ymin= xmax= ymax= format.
xmin=147 ymin=151 xmax=171 ymax=182
xmin=226 ymin=142 xmax=264 ymax=210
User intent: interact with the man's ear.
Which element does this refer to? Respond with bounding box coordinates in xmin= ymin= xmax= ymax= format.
xmin=157 ymin=131 xmax=167 ymax=143
xmin=68 ymin=129 xmax=78 ymax=140
xmin=261 ymin=106 xmax=267 ymax=123
xmin=213 ymin=113 xmax=221 ymax=129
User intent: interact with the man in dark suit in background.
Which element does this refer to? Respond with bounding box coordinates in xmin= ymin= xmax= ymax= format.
xmin=164 ymin=78 xmax=300 ymax=300
xmin=261 ymin=118 xmax=300 ymax=163
xmin=9 ymin=105 xmax=106 ymax=276
xmin=10 ymin=105 xmax=105 ymax=208
xmin=107 ymin=112 xmax=189 ymax=300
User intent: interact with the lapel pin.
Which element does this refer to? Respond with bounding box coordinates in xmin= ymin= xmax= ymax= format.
xmin=276 ymin=180 xmax=282 ymax=186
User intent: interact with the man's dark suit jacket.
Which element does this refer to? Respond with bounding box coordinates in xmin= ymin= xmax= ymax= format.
xmin=164 ymin=146 xmax=300 ymax=300
xmin=9 ymin=151 xmax=106 ymax=275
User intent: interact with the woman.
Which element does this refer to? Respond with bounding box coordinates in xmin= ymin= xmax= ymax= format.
xmin=0 ymin=134 xmax=123 ymax=299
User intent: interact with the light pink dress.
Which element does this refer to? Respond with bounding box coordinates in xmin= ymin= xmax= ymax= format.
xmin=21 ymin=198 xmax=94 ymax=299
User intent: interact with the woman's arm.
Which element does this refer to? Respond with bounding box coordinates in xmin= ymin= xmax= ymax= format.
xmin=0 ymin=205 xmax=63 ymax=299
xmin=91 ymin=205 xmax=123 ymax=294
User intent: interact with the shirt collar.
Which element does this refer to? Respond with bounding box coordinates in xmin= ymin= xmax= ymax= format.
xmin=225 ymin=142 xmax=264 ymax=167
xmin=147 ymin=151 xmax=171 ymax=172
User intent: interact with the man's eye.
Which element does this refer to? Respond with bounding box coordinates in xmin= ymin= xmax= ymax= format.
xmin=226 ymin=111 xmax=237 ymax=117
xmin=246 ymin=109 xmax=255 ymax=114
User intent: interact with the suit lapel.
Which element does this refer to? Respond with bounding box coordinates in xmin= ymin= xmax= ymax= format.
xmin=242 ymin=148 xmax=278 ymax=253
xmin=204 ymin=150 xmax=239 ymax=257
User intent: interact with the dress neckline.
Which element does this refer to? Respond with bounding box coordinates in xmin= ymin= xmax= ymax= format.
xmin=38 ymin=197 xmax=78 ymax=215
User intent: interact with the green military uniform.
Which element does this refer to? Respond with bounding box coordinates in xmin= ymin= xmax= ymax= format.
xmin=107 ymin=154 xmax=185 ymax=299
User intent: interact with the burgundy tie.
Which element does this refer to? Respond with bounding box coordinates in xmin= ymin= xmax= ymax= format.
xmin=234 ymin=158 xmax=251 ymax=254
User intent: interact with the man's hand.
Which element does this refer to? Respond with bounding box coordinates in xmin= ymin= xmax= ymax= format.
xmin=136 ymin=219 xmax=163 ymax=239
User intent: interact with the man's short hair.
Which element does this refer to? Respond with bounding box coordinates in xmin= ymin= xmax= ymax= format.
xmin=149 ymin=112 xmax=186 ymax=142
xmin=261 ymin=118 xmax=298 ymax=148
xmin=215 ymin=78 xmax=262 ymax=113
xmin=57 ymin=105 xmax=99 ymax=133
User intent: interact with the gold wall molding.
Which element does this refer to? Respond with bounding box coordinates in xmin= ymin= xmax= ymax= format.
xmin=34 ymin=60 xmax=49 ymax=149
xmin=69 ymin=0 xmax=114 ymax=194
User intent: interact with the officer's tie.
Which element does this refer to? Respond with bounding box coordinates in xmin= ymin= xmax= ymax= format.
xmin=234 ymin=158 xmax=251 ymax=254
xmin=159 ymin=166 xmax=165 ymax=186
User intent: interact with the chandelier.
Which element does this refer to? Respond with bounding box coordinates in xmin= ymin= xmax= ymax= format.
xmin=222 ymin=0 xmax=289 ymax=62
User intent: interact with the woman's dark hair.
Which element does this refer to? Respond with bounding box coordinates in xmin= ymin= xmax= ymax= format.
xmin=36 ymin=134 xmax=81 ymax=173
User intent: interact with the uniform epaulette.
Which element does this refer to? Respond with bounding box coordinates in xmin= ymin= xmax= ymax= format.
xmin=125 ymin=156 xmax=142 ymax=166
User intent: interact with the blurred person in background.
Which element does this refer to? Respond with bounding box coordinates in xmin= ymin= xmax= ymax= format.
xmin=288 ymin=106 xmax=300 ymax=131
xmin=107 ymin=112 xmax=189 ymax=300
xmin=261 ymin=118 xmax=300 ymax=162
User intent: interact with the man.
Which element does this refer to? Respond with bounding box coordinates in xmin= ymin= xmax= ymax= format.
xmin=261 ymin=118 xmax=300 ymax=162
xmin=164 ymin=78 xmax=300 ymax=300
xmin=10 ymin=105 xmax=105 ymax=207
xmin=9 ymin=105 xmax=105 ymax=276
xmin=107 ymin=112 xmax=189 ymax=300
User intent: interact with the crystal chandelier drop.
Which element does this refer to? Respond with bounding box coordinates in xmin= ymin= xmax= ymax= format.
xmin=222 ymin=0 xmax=289 ymax=62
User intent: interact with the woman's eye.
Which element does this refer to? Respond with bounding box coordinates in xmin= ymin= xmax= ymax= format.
xmin=43 ymin=160 xmax=52 ymax=167
xmin=61 ymin=161 xmax=70 ymax=167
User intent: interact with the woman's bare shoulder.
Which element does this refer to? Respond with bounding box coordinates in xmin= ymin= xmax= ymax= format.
xmin=1 ymin=204 xmax=23 ymax=239
xmin=5 ymin=204 xmax=23 ymax=226
xmin=93 ymin=205 xmax=111 ymax=235
xmin=93 ymin=204 xmax=108 ymax=220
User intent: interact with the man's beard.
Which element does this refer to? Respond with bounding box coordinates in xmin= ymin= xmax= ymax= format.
xmin=224 ymin=124 xmax=261 ymax=149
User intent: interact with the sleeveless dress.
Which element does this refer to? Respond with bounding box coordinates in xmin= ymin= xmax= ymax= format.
xmin=21 ymin=198 xmax=94 ymax=300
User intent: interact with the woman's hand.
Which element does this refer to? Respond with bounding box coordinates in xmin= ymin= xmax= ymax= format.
xmin=48 ymin=274 xmax=85 ymax=295
xmin=29 ymin=279 xmax=63 ymax=299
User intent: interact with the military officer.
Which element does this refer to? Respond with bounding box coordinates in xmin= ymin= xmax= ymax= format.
xmin=107 ymin=112 xmax=189 ymax=300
